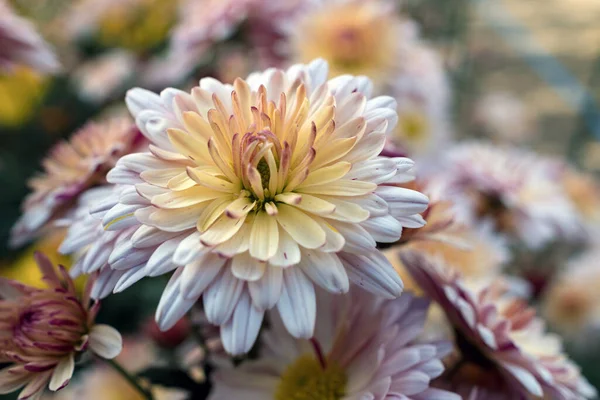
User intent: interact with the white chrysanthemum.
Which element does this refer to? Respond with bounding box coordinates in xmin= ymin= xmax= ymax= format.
xmin=430 ymin=142 xmax=582 ymax=249
xmin=91 ymin=59 xmax=428 ymax=354
xmin=210 ymin=289 xmax=459 ymax=400
xmin=10 ymin=117 xmax=140 ymax=248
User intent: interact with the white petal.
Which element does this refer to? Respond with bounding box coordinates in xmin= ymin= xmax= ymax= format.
xmin=173 ymin=231 xmax=204 ymax=265
xmin=298 ymin=251 xmax=349 ymax=294
xmin=502 ymin=362 xmax=543 ymax=397
xmin=231 ymin=252 xmax=266 ymax=282
xmin=220 ymin=290 xmax=264 ymax=355
xmin=361 ymin=215 xmax=403 ymax=243
xmin=248 ymin=266 xmax=283 ymax=311
xmin=89 ymin=324 xmax=123 ymax=359
xmin=180 ymin=253 xmax=227 ymax=299
xmin=340 ymin=251 xmax=403 ymax=299
xmin=276 ymin=267 xmax=316 ymax=339
xmin=155 ymin=268 xmax=196 ymax=330
xmin=204 ymin=267 xmax=244 ymax=325
xmin=48 ymin=355 xmax=74 ymax=391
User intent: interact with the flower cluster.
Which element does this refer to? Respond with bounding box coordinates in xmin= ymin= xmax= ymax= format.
xmin=3 ymin=1 xmax=600 ymax=399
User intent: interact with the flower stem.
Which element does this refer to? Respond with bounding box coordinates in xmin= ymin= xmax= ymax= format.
xmin=310 ymin=337 xmax=327 ymax=369
xmin=105 ymin=358 xmax=154 ymax=400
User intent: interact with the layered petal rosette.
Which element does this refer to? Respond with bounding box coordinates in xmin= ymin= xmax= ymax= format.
xmin=401 ymin=251 xmax=596 ymax=400
xmin=0 ymin=253 xmax=122 ymax=400
xmin=98 ymin=59 xmax=428 ymax=354
xmin=210 ymin=289 xmax=459 ymax=400
xmin=430 ymin=142 xmax=582 ymax=249
xmin=10 ymin=117 xmax=142 ymax=248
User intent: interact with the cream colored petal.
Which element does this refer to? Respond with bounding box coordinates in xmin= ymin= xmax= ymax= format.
xmin=167 ymin=128 xmax=213 ymax=165
xmin=140 ymin=168 xmax=187 ymax=188
xmin=318 ymin=195 xmax=370 ymax=223
xmin=224 ymin=197 xmax=256 ymax=219
xmin=296 ymin=161 xmax=351 ymax=189
xmin=200 ymin=214 xmax=247 ymax=246
xmin=231 ymin=252 xmax=267 ymax=281
xmin=290 ymin=194 xmax=336 ymax=216
xmin=197 ymin=196 xmax=232 ymax=232
xmin=270 ymin=229 xmax=301 ymax=267
xmin=17 ymin=370 xmax=51 ymax=400
xmin=276 ymin=204 xmax=326 ymax=249
xmin=48 ymin=355 xmax=74 ymax=391
xmin=182 ymin=111 xmax=213 ymax=142
xmin=152 ymin=187 xmax=224 ymax=209
xmin=214 ymin=216 xmax=253 ymax=257
xmin=249 ymin=211 xmax=279 ymax=261
xmin=88 ymin=324 xmax=123 ymax=359
xmin=312 ymin=216 xmax=345 ymax=253
xmin=0 ymin=366 xmax=30 ymax=394
xmin=167 ymin=172 xmax=197 ymax=191
xmin=187 ymin=167 xmax=238 ymax=192
xmin=297 ymin=180 xmax=376 ymax=197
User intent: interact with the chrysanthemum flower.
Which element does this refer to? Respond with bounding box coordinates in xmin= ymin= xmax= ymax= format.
xmin=0 ymin=0 xmax=60 ymax=73
xmin=210 ymin=289 xmax=459 ymax=399
xmin=401 ymin=251 xmax=596 ymax=400
xmin=384 ymin=192 xmax=508 ymax=293
xmin=387 ymin=46 xmax=451 ymax=157
xmin=430 ymin=142 xmax=581 ymax=248
xmin=288 ymin=0 xmax=416 ymax=87
xmin=472 ymin=92 xmax=533 ymax=143
xmin=171 ymin=0 xmax=254 ymax=54
xmin=542 ymin=249 xmax=600 ymax=345
xmin=72 ymin=50 xmax=136 ymax=104
xmin=66 ymin=0 xmax=179 ymax=52
xmin=10 ymin=117 xmax=142 ymax=248
xmin=0 ymin=253 xmax=122 ymax=400
xmin=557 ymin=164 xmax=600 ymax=234
xmin=96 ymin=59 xmax=428 ymax=354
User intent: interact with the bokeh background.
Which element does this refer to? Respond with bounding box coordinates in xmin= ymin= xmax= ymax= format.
xmin=1 ymin=0 xmax=599 ymax=398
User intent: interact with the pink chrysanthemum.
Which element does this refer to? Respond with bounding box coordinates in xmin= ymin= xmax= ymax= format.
xmin=0 ymin=253 xmax=122 ymax=400
xmin=210 ymin=289 xmax=460 ymax=400
xmin=401 ymin=251 xmax=596 ymax=400
xmin=430 ymin=142 xmax=582 ymax=248
xmin=171 ymin=0 xmax=255 ymax=54
xmin=77 ymin=59 xmax=428 ymax=354
xmin=0 ymin=0 xmax=60 ymax=73
xmin=10 ymin=117 xmax=142 ymax=248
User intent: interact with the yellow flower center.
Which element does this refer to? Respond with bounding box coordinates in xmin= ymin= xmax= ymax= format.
xmin=274 ymin=355 xmax=347 ymax=400
xmin=97 ymin=0 xmax=178 ymax=51
xmin=294 ymin=3 xmax=399 ymax=82
xmin=0 ymin=66 xmax=47 ymax=128
xmin=396 ymin=111 xmax=429 ymax=142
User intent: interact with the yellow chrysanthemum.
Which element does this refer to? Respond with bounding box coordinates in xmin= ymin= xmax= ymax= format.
xmin=97 ymin=0 xmax=178 ymax=51
xmin=290 ymin=0 xmax=411 ymax=85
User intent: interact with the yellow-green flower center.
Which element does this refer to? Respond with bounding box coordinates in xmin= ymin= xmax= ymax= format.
xmin=0 ymin=66 xmax=47 ymax=128
xmin=274 ymin=355 xmax=347 ymax=400
xmin=397 ymin=111 xmax=429 ymax=142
